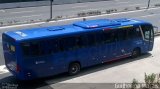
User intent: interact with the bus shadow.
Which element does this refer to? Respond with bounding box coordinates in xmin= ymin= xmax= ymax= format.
xmin=0 ymin=76 xmax=54 ymax=89
xmin=44 ymin=53 xmax=152 ymax=84
xmin=0 ymin=53 xmax=152 ymax=89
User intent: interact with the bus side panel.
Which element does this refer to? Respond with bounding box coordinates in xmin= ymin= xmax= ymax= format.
xmin=22 ymin=55 xmax=56 ymax=79
xmin=133 ymin=38 xmax=146 ymax=53
xmin=68 ymin=48 xmax=89 ymax=68
xmin=96 ymin=44 xmax=108 ymax=63
xmin=103 ymin=43 xmax=117 ymax=62
xmin=52 ymin=52 xmax=72 ymax=75
xmin=117 ymin=40 xmax=132 ymax=57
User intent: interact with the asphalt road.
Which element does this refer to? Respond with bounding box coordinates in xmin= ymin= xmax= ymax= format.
xmin=0 ymin=5 xmax=160 ymax=89
xmin=0 ymin=0 xmax=160 ymax=26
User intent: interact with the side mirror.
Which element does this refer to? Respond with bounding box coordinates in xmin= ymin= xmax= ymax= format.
xmin=153 ymin=26 xmax=158 ymax=34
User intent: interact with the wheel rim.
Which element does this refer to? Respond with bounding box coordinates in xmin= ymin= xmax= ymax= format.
xmin=132 ymin=49 xmax=139 ymax=57
xmin=133 ymin=50 xmax=138 ymax=56
xmin=71 ymin=65 xmax=79 ymax=74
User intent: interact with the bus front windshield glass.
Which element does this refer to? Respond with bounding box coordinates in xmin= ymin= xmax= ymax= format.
xmin=141 ymin=25 xmax=153 ymax=41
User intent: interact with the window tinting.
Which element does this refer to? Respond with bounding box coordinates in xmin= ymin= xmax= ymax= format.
xmin=124 ymin=27 xmax=142 ymax=39
xmin=58 ymin=35 xmax=88 ymax=51
xmin=21 ymin=43 xmax=30 ymax=56
xmin=117 ymin=29 xmax=127 ymax=41
xmin=86 ymin=33 xmax=96 ymax=46
xmin=74 ymin=36 xmax=84 ymax=48
xmin=59 ymin=37 xmax=77 ymax=51
xmin=102 ymin=31 xmax=116 ymax=43
xmin=21 ymin=42 xmax=40 ymax=56
xmin=50 ymin=39 xmax=60 ymax=53
xmin=29 ymin=42 xmax=40 ymax=56
xmin=23 ymin=27 xmax=146 ymax=57
xmin=94 ymin=32 xmax=104 ymax=45
xmin=135 ymin=27 xmax=142 ymax=38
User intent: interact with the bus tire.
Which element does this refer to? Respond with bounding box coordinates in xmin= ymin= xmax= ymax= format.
xmin=132 ymin=48 xmax=141 ymax=58
xmin=68 ymin=62 xmax=80 ymax=75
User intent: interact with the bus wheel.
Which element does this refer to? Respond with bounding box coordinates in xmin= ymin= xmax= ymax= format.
xmin=68 ymin=62 xmax=80 ymax=75
xmin=132 ymin=48 xmax=141 ymax=58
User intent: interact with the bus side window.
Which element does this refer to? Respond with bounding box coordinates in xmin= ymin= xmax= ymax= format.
xmin=21 ymin=42 xmax=41 ymax=56
xmin=127 ymin=27 xmax=141 ymax=39
xmin=117 ymin=29 xmax=127 ymax=41
xmin=94 ymin=32 xmax=104 ymax=45
xmin=128 ymin=28 xmax=134 ymax=39
xmin=30 ymin=42 xmax=40 ymax=56
xmin=86 ymin=33 xmax=96 ymax=46
xmin=103 ymin=31 xmax=116 ymax=43
xmin=77 ymin=35 xmax=88 ymax=48
xmin=21 ymin=43 xmax=30 ymax=56
xmin=51 ymin=39 xmax=60 ymax=53
xmin=135 ymin=27 xmax=142 ymax=38
xmin=66 ymin=37 xmax=77 ymax=50
xmin=58 ymin=38 xmax=65 ymax=52
xmin=58 ymin=36 xmax=88 ymax=52
xmin=39 ymin=41 xmax=48 ymax=55
xmin=58 ymin=37 xmax=76 ymax=51
xmin=44 ymin=40 xmax=53 ymax=54
xmin=74 ymin=36 xmax=83 ymax=48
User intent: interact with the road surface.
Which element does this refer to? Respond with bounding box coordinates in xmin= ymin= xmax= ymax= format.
xmin=0 ymin=0 xmax=160 ymax=26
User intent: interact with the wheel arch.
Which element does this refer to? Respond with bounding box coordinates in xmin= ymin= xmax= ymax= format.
xmin=69 ymin=61 xmax=81 ymax=68
xmin=134 ymin=47 xmax=141 ymax=53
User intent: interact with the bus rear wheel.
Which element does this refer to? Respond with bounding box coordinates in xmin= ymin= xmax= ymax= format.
xmin=68 ymin=62 xmax=80 ymax=75
xmin=132 ymin=48 xmax=141 ymax=58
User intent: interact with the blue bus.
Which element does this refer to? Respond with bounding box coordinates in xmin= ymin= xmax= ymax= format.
xmin=2 ymin=18 xmax=154 ymax=80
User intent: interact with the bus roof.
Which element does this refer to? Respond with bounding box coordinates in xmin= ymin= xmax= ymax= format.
xmin=4 ymin=18 xmax=150 ymax=41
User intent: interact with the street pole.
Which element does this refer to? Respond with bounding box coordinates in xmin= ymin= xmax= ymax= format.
xmin=50 ymin=0 xmax=54 ymax=20
xmin=147 ymin=0 xmax=151 ymax=9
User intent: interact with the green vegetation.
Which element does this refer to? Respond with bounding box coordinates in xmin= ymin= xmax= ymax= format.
xmin=144 ymin=73 xmax=156 ymax=88
xmin=131 ymin=73 xmax=160 ymax=89
xmin=131 ymin=78 xmax=139 ymax=89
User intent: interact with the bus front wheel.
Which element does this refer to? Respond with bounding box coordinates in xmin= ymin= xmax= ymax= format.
xmin=68 ymin=62 xmax=80 ymax=75
xmin=132 ymin=48 xmax=141 ymax=58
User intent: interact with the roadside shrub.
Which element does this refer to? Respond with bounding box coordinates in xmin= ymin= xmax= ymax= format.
xmin=156 ymin=74 xmax=160 ymax=88
xmin=0 ymin=22 xmax=3 ymax=26
xmin=131 ymin=78 xmax=139 ymax=89
xmin=77 ymin=12 xmax=86 ymax=17
xmin=155 ymin=4 xmax=160 ymax=7
xmin=144 ymin=73 xmax=156 ymax=88
xmin=106 ymin=10 xmax=111 ymax=14
xmin=124 ymin=8 xmax=129 ymax=11
xmin=135 ymin=7 xmax=140 ymax=10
